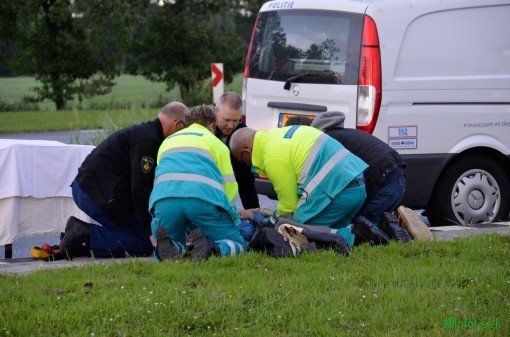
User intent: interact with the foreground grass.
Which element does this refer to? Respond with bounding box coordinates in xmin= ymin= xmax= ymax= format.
xmin=1 ymin=234 xmax=508 ymax=336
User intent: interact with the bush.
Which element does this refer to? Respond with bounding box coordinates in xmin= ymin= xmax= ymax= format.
xmin=0 ymin=96 xmax=40 ymax=112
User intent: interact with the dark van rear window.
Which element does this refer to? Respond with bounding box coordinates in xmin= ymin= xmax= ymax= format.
xmin=248 ymin=10 xmax=363 ymax=85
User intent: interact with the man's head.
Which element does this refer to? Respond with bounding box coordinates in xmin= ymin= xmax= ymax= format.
xmin=285 ymin=115 xmax=313 ymax=127
xmin=229 ymin=127 xmax=256 ymax=167
xmin=310 ymin=111 xmax=346 ymax=131
xmin=215 ymin=92 xmax=242 ymax=137
xmin=158 ymin=101 xmax=189 ymax=137
xmin=189 ymin=104 xmax=216 ymax=133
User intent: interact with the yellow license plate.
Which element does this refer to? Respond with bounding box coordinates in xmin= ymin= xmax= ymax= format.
xmin=278 ymin=113 xmax=316 ymax=127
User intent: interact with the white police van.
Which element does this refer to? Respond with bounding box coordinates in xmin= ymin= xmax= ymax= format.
xmin=242 ymin=0 xmax=510 ymax=226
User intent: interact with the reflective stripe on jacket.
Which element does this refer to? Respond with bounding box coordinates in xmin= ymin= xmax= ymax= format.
xmin=149 ymin=123 xmax=239 ymax=223
xmin=252 ymin=125 xmax=368 ymax=221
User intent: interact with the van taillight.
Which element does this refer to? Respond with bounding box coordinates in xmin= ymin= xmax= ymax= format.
xmin=357 ymin=15 xmax=381 ymax=134
xmin=242 ymin=14 xmax=260 ymax=124
xmin=241 ymin=76 xmax=247 ymax=123
xmin=244 ymin=14 xmax=260 ymax=79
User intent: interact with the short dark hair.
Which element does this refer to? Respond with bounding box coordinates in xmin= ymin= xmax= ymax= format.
xmin=189 ymin=104 xmax=216 ymax=128
xmin=285 ymin=115 xmax=313 ymax=126
xmin=217 ymin=92 xmax=242 ymax=111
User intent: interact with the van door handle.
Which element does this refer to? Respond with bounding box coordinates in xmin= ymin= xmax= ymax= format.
xmin=267 ymin=101 xmax=327 ymax=112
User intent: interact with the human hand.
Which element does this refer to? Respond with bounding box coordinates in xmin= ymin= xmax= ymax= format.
xmin=238 ymin=208 xmax=255 ymax=220
xmin=259 ymin=211 xmax=278 ymax=228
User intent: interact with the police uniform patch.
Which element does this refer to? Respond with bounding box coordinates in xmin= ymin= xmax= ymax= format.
xmin=141 ymin=156 xmax=155 ymax=173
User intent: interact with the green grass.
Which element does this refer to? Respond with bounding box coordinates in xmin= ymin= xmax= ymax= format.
xmin=0 ymin=75 xmax=177 ymax=134
xmin=0 ymin=74 xmax=243 ymax=133
xmin=1 ymin=234 xmax=508 ymax=336
xmin=0 ymin=109 xmax=159 ymax=134
xmin=0 ymin=75 xmax=180 ymax=111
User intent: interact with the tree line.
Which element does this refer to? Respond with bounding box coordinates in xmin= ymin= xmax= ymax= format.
xmin=0 ymin=0 xmax=266 ymax=110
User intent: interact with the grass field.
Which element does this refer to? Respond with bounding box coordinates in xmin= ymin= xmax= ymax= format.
xmin=0 ymin=234 xmax=508 ymax=336
xmin=0 ymin=109 xmax=163 ymax=135
xmin=0 ymin=75 xmax=180 ymax=111
xmin=0 ymin=74 xmax=243 ymax=133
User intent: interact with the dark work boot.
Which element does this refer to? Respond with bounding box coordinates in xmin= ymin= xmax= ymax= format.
xmin=379 ymin=212 xmax=412 ymax=243
xmin=352 ymin=215 xmax=390 ymax=246
xmin=188 ymin=229 xmax=220 ymax=261
xmin=155 ymin=227 xmax=179 ymax=261
xmin=60 ymin=216 xmax=91 ymax=260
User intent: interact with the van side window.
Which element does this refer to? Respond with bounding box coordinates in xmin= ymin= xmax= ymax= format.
xmin=249 ymin=10 xmax=363 ymax=85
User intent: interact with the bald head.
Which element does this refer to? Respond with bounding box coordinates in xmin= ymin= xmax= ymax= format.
xmin=159 ymin=101 xmax=189 ymax=121
xmin=229 ymin=127 xmax=256 ymax=167
xmin=158 ymin=101 xmax=189 ymax=137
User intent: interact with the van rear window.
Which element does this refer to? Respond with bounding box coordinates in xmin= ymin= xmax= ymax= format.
xmin=248 ymin=10 xmax=363 ymax=85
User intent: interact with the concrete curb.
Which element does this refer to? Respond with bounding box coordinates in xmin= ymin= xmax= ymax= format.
xmin=430 ymin=223 xmax=510 ymax=241
xmin=0 ymin=256 xmax=153 ymax=276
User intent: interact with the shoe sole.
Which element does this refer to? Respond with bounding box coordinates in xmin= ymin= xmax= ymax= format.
xmin=396 ymin=206 xmax=432 ymax=241
xmin=188 ymin=229 xmax=212 ymax=261
xmin=353 ymin=217 xmax=390 ymax=245
xmin=352 ymin=223 xmax=378 ymax=245
xmin=380 ymin=213 xmax=412 ymax=243
xmin=155 ymin=228 xmax=179 ymax=261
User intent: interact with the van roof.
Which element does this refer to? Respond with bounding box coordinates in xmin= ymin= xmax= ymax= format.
xmin=259 ymin=0 xmax=370 ymax=13
xmin=259 ymin=0 xmax=508 ymax=14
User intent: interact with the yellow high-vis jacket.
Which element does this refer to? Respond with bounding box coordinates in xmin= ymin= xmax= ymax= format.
xmin=252 ymin=125 xmax=367 ymax=222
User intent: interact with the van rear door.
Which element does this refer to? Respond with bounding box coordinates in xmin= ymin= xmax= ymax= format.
xmin=243 ymin=5 xmax=366 ymax=130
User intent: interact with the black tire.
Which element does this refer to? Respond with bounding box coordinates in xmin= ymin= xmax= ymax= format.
xmin=427 ymin=154 xmax=510 ymax=227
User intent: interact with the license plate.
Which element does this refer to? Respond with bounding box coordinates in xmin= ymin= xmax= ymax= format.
xmin=278 ymin=113 xmax=316 ymax=127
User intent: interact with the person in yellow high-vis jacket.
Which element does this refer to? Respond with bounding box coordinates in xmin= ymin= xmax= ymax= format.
xmin=149 ymin=105 xmax=247 ymax=261
xmin=230 ymin=125 xmax=371 ymax=246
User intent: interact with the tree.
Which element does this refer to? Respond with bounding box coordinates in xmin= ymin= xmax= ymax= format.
xmin=128 ymin=0 xmax=247 ymax=105
xmin=8 ymin=0 xmax=148 ymax=110
xmin=0 ymin=1 xmax=22 ymax=76
xmin=0 ymin=0 xmax=266 ymax=108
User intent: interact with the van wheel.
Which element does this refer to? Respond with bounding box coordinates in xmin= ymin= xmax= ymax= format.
xmin=426 ymin=155 xmax=510 ymax=227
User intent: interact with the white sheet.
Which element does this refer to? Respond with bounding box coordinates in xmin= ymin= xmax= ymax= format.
xmin=0 ymin=196 xmax=97 ymax=246
xmin=0 ymin=139 xmax=95 ymax=199
xmin=0 ymin=139 xmax=96 ymax=245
